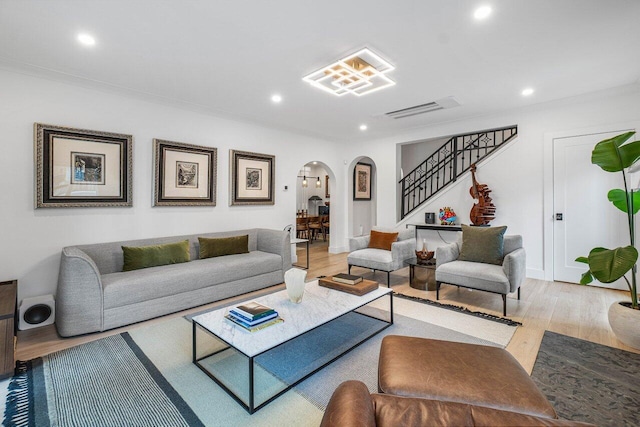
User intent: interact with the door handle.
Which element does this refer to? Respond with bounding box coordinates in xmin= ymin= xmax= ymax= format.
xmin=556 ymin=213 xmax=563 ymax=221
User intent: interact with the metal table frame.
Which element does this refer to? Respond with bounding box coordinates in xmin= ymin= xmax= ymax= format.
xmin=291 ymin=237 xmax=309 ymax=269
xmin=192 ymin=292 xmax=393 ymax=414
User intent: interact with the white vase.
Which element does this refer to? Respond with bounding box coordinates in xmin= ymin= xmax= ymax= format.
xmin=608 ymin=301 xmax=640 ymax=350
xmin=284 ymin=268 xmax=307 ymax=303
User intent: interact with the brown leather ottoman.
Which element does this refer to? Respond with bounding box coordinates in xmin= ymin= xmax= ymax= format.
xmin=378 ymin=335 xmax=557 ymax=419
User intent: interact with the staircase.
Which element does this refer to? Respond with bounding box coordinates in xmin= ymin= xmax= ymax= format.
xmin=399 ymin=125 xmax=518 ymax=219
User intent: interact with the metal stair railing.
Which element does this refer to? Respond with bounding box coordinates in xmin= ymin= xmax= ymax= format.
xmin=399 ymin=125 xmax=518 ymax=219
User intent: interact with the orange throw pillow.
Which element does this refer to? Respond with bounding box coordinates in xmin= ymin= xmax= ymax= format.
xmin=368 ymin=230 xmax=399 ymax=251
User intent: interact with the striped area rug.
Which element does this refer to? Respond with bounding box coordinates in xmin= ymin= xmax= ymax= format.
xmin=4 ymin=334 xmax=203 ymax=427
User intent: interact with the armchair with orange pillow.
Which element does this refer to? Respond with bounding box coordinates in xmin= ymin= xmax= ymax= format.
xmin=347 ymin=228 xmax=416 ymax=286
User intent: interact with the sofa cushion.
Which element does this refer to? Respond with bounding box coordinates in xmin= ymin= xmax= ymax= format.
xmin=199 ymin=235 xmax=249 ymax=259
xmin=348 ymin=248 xmax=394 ymax=271
xmin=371 ymin=394 xmax=592 ymax=427
xmin=436 ymin=260 xmax=509 ymax=294
xmin=378 ymin=336 xmax=557 ymax=419
xmin=103 ymin=250 xmax=282 ymax=309
xmin=368 ymin=230 xmax=398 ymax=251
xmin=371 ymin=227 xmax=413 ymax=241
xmin=458 ymin=225 xmax=507 ymax=265
xmin=121 ymin=240 xmax=190 ymax=271
xmin=76 ymin=229 xmax=260 ymax=275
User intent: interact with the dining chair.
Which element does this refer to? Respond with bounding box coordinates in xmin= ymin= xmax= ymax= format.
xmin=295 ymin=216 xmax=309 ymax=239
xmin=308 ymin=216 xmax=322 ymax=242
xmin=320 ymin=215 xmax=330 ymax=241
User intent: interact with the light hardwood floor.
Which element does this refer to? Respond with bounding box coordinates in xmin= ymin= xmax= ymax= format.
xmin=16 ymin=240 xmax=637 ymax=374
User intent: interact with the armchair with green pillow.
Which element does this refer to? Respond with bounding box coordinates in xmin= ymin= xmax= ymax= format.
xmin=347 ymin=228 xmax=416 ymax=286
xmin=435 ymin=225 xmax=526 ymax=316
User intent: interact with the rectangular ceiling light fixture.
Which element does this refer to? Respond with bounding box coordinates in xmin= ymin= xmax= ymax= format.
xmin=302 ymin=48 xmax=395 ymax=97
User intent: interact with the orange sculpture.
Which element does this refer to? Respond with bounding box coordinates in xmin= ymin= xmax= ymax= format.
xmin=469 ymin=164 xmax=496 ymax=226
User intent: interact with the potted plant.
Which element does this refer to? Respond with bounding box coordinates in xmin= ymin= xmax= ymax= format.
xmin=576 ymin=131 xmax=640 ymax=349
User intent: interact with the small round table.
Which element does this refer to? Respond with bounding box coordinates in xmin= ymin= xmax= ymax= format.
xmin=407 ymin=258 xmax=437 ymax=291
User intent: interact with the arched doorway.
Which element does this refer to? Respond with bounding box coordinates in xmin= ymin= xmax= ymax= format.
xmin=295 ymin=161 xmax=335 ymax=254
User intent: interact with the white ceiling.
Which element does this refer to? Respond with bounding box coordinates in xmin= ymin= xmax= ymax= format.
xmin=1 ymin=0 xmax=639 ymax=142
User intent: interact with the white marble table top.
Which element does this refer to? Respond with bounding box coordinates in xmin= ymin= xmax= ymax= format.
xmin=192 ymin=280 xmax=391 ymax=357
xmin=290 ymin=238 xmax=308 ymax=244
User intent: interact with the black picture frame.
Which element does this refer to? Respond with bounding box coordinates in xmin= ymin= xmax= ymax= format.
xmin=229 ymin=150 xmax=275 ymax=205
xmin=353 ymin=162 xmax=372 ymax=200
xmin=153 ymin=139 xmax=217 ymax=206
xmin=34 ymin=123 xmax=133 ymax=208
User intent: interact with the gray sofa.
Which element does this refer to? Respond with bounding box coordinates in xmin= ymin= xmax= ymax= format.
xmin=56 ymin=228 xmax=291 ymax=337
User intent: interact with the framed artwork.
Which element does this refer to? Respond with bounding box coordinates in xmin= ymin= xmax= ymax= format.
xmin=353 ymin=162 xmax=372 ymax=200
xmin=154 ymin=139 xmax=217 ymax=206
xmin=229 ymin=150 xmax=275 ymax=205
xmin=34 ymin=123 xmax=133 ymax=208
xmin=325 ymin=174 xmax=330 ymax=198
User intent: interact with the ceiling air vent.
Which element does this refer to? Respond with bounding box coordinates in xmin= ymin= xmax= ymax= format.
xmin=385 ymin=96 xmax=461 ymax=119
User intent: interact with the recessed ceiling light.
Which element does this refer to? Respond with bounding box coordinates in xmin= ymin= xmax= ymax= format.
xmin=474 ymin=5 xmax=492 ymax=20
xmin=312 ymin=161 xmax=318 ymax=165
xmin=359 ymin=124 xmax=368 ymax=131
xmin=77 ymin=33 xmax=96 ymax=46
xmin=521 ymin=88 xmax=534 ymax=96
xmin=271 ymin=94 xmax=282 ymax=103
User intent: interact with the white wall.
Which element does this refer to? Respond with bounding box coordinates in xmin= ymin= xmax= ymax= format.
xmin=0 ymin=69 xmax=346 ymax=302
xmin=400 ymin=136 xmax=449 ymax=175
xmin=4 ymin=67 xmax=638 ymax=302
xmin=345 ymin=84 xmax=640 ymax=279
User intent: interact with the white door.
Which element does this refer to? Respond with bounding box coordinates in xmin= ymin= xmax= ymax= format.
xmin=553 ymin=130 xmax=634 ymax=290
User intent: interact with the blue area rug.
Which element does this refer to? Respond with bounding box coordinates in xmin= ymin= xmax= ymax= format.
xmin=531 ymin=331 xmax=640 ymax=427
xmin=254 ymin=311 xmax=388 ymax=385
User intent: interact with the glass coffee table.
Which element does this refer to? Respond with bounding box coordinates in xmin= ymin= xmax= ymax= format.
xmin=192 ymin=280 xmax=392 ymax=413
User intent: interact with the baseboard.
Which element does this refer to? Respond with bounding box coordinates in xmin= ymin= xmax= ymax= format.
xmin=329 ymin=245 xmax=347 ymax=254
xmin=526 ymin=268 xmax=545 ymax=280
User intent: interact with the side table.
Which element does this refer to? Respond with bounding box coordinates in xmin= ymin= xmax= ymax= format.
xmin=407 ymin=259 xmax=437 ymax=291
xmin=291 ymin=238 xmax=309 ymax=269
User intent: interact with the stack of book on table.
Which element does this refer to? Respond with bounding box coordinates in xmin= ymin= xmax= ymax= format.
xmin=226 ymin=301 xmax=283 ymax=332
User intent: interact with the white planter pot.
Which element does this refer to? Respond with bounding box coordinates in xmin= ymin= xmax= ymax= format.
xmin=608 ymin=301 xmax=640 ymax=350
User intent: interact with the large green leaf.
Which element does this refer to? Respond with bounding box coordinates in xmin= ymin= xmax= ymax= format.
xmin=588 ymin=246 xmax=638 ymax=283
xmin=580 ymin=271 xmax=594 ymax=285
xmin=608 ymin=189 xmax=640 ymax=214
xmin=591 ymin=131 xmax=639 ymax=172
xmin=575 ymin=256 xmax=592 ymax=284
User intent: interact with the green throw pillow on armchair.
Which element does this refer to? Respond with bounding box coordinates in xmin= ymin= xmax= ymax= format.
xmin=458 ymin=225 xmax=507 ymax=265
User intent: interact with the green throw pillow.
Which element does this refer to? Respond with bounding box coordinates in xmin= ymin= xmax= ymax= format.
xmin=458 ymin=225 xmax=507 ymax=265
xmin=122 ymin=240 xmax=190 ymax=271
xmin=199 ymin=235 xmax=249 ymax=259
